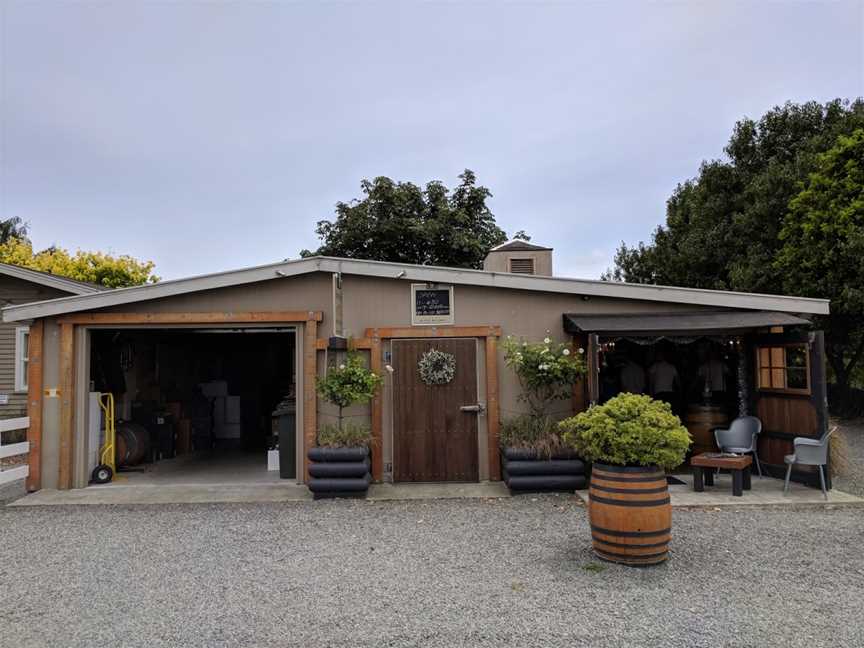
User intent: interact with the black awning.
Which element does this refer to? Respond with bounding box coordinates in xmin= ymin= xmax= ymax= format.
xmin=562 ymin=310 xmax=812 ymax=335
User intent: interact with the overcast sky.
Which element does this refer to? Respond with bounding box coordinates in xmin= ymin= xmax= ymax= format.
xmin=1 ymin=1 xmax=862 ymax=280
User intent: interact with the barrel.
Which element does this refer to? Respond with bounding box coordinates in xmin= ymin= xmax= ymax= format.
xmin=589 ymin=464 xmax=671 ymax=566
xmin=685 ymin=405 xmax=729 ymax=456
xmin=115 ymin=422 xmax=150 ymax=467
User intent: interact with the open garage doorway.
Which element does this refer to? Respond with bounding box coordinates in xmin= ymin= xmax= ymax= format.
xmin=88 ymin=326 xmax=299 ymax=485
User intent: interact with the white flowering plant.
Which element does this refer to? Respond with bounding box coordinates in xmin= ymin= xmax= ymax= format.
xmin=502 ymin=334 xmax=586 ymax=416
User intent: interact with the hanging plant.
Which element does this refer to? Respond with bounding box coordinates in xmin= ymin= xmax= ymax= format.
xmin=418 ymin=349 xmax=457 ymax=385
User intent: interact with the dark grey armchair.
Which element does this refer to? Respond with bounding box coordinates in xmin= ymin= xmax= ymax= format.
xmin=713 ymin=416 xmax=763 ymax=477
xmin=784 ymin=426 xmax=836 ymax=500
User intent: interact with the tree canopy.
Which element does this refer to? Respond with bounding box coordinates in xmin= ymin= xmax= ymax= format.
xmin=300 ymin=170 xmax=509 ymax=269
xmin=0 ymin=236 xmax=159 ymax=288
xmin=605 ymin=99 xmax=864 ymax=393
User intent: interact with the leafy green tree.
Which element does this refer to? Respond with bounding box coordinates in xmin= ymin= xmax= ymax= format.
xmin=606 ymin=99 xmax=864 ymax=394
xmin=301 ymin=170 xmax=508 ymax=268
xmin=0 ymin=217 xmax=29 ymax=245
xmin=776 ymin=129 xmax=864 ymax=395
xmin=0 ymin=238 xmax=159 ymax=288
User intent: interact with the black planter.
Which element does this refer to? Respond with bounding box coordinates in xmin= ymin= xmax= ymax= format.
xmin=502 ymin=447 xmax=586 ymax=493
xmin=307 ymin=446 xmax=372 ymax=499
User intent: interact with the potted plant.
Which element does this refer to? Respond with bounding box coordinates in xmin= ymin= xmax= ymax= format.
xmin=308 ymin=353 xmax=382 ymax=499
xmin=559 ymin=393 xmax=691 ymax=566
xmin=500 ymin=334 xmax=587 ymax=493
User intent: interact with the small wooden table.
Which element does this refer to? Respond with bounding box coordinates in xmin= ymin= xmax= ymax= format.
xmin=691 ymin=453 xmax=752 ymax=497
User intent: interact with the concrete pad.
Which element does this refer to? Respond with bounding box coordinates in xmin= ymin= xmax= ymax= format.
xmin=575 ymin=472 xmax=864 ymax=509
xmin=9 ymin=483 xmax=312 ymax=507
xmin=367 ymin=481 xmax=510 ymax=501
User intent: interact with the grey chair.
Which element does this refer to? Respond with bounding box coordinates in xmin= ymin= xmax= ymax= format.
xmin=714 ymin=416 xmax=763 ymax=477
xmin=784 ymin=426 xmax=836 ymax=500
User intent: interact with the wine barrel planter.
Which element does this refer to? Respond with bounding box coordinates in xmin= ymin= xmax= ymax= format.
xmin=307 ymin=447 xmax=371 ymax=499
xmin=502 ymin=447 xmax=586 ymax=493
xmin=588 ymin=463 xmax=671 ymax=566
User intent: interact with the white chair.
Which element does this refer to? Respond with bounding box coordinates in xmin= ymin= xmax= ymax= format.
xmin=714 ymin=416 xmax=763 ymax=477
xmin=784 ymin=426 xmax=836 ymax=500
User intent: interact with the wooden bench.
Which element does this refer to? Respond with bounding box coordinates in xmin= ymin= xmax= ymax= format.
xmin=691 ymin=453 xmax=753 ymax=497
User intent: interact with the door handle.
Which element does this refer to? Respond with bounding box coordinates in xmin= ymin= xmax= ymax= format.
xmin=460 ymin=404 xmax=486 ymax=413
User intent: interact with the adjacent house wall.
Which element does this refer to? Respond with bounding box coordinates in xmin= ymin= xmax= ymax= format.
xmin=0 ymin=275 xmax=69 ymax=423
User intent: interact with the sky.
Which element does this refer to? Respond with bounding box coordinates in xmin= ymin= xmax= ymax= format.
xmin=1 ymin=1 xmax=862 ymax=281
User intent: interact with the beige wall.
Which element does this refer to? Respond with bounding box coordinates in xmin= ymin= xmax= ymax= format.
xmin=37 ymin=270 xmax=727 ymax=488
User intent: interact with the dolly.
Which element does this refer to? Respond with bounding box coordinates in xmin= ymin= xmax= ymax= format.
xmin=91 ymin=393 xmax=116 ymax=484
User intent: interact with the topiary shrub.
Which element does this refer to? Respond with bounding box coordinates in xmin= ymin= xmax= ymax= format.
xmin=559 ymin=393 xmax=691 ymax=470
xmin=316 ymin=353 xmax=382 ymax=447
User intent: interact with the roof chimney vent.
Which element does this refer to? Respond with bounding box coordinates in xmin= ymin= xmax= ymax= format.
xmin=482 ymin=240 xmax=553 ymax=277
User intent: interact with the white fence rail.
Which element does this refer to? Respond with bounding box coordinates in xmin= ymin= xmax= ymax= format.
xmin=0 ymin=416 xmax=30 ymax=486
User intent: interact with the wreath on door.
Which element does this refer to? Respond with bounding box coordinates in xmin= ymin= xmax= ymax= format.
xmin=418 ymin=349 xmax=457 ymax=385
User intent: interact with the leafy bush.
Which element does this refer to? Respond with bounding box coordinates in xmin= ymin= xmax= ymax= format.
xmin=559 ymin=393 xmax=691 ymax=469
xmin=502 ymin=335 xmax=586 ymax=416
xmin=316 ymin=353 xmax=382 ymax=446
xmin=499 ymin=414 xmax=566 ymax=458
xmin=317 ymin=422 xmax=375 ymax=448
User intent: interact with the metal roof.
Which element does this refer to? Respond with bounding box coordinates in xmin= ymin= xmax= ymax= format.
xmin=1 ymin=256 xmax=830 ymax=322
xmin=0 ymin=263 xmax=107 ymax=296
xmin=563 ymin=310 xmax=813 ymax=335
xmin=488 ymin=240 xmax=553 ymax=252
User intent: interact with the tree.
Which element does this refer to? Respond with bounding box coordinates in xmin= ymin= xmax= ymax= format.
xmin=300 ymin=170 xmax=509 ymax=268
xmin=0 ymin=238 xmax=159 ymax=288
xmin=0 ymin=217 xmax=29 ymax=245
xmin=776 ymin=129 xmax=864 ymax=396
xmin=605 ymin=99 xmax=864 ymax=394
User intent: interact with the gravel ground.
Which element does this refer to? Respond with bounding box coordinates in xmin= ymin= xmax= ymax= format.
xmin=1 ymin=497 xmax=863 ymax=648
xmin=834 ymin=418 xmax=864 ymax=497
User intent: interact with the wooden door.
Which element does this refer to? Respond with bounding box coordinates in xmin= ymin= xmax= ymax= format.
xmin=751 ymin=330 xmax=829 ymax=487
xmin=392 ymin=338 xmax=479 ymax=482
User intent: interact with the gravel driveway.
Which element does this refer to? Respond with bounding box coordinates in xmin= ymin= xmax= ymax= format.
xmin=1 ymin=497 xmax=862 ymax=648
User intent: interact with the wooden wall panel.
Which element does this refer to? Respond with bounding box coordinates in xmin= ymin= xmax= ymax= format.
xmin=756 ymin=396 xmax=818 ymax=438
xmin=303 ymin=318 xmax=318 ymax=482
xmin=57 ymin=323 xmax=74 ymax=490
xmin=25 ymin=320 xmax=43 ymax=491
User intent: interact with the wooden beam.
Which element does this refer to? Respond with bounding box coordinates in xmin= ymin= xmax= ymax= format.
xmin=365 ymin=325 xmax=501 ymax=340
xmin=314 ymin=339 xmax=328 ymax=350
xmin=485 ymin=336 xmax=501 ymax=481
xmin=303 ymin=318 xmax=318 ymax=482
xmin=58 ymin=322 xmax=75 ymax=490
xmin=25 ymin=320 xmax=44 ymax=491
xmin=349 ymin=338 xmax=372 ymax=350
xmin=369 ymin=337 xmax=383 ymax=481
xmin=58 ymin=311 xmax=323 ymax=325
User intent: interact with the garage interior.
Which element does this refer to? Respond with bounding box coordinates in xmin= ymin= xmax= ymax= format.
xmin=87 ymin=327 xmax=298 ymax=485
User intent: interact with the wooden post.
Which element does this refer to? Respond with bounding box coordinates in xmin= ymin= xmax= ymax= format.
xmin=485 ymin=335 xmax=501 ymax=481
xmin=370 ymin=336 xmax=383 ymax=482
xmin=572 ymin=334 xmax=588 ymax=414
xmin=25 ymin=320 xmax=44 ymax=492
xmin=303 ymin=318 xmax=318 ymax=482
xmin=58 ymin=322 xmax=75 ymax=490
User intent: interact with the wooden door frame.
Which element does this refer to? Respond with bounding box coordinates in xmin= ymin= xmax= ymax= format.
xmin=365 ymin=326 xmax=502 ymax=482
xmin=44 ymin=311 xmax=322 ymax=490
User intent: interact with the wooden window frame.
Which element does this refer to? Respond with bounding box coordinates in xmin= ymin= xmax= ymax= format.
xmin=755 ymin=342 xmax=811 ymax=395
xmin=14 ymin=326 xmax=30 ymax=392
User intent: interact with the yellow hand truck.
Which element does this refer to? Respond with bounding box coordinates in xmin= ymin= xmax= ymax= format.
xmin=91 ymin=393 xmax=116 ymax=484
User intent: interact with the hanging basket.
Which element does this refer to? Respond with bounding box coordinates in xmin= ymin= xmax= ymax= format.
xmin=418 ymin=349 xmax=456 ymax=385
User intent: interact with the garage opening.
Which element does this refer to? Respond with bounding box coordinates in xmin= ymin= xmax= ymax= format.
xmin=88 ymin=327 xmax=298 ymax=485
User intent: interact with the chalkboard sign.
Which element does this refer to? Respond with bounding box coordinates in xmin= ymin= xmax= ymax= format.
xmin=412 ymin=284 xmax=454 ymax=325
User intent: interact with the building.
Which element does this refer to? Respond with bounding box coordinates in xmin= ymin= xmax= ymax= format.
xmin=1 ymin=244 xmax=830 ymax=492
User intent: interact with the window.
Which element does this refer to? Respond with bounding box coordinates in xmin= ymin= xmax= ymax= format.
xmin=756 ymin=344 xmax=810 ymax=394
xmin=14 ymin=326 xmax=30 ymax=392
xmin=509 ymin=258 xmax=535 ymax=274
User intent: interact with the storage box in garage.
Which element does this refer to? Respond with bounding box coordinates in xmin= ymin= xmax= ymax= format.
xmin=176 ymin=418 xmax=192 ymax=455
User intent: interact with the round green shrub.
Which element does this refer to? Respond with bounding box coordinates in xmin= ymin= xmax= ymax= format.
xmin=559 ymin=393 xmax=691 ymax=469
